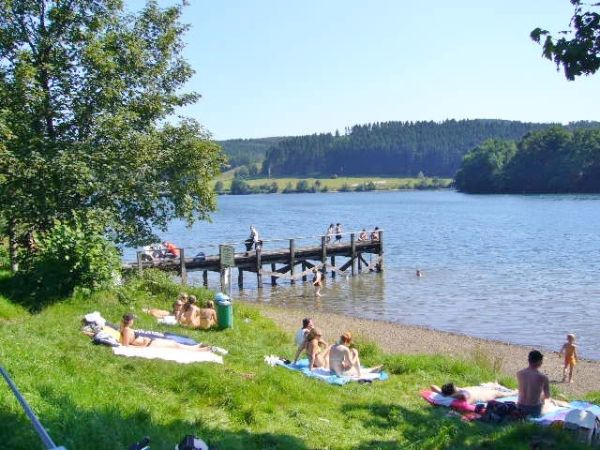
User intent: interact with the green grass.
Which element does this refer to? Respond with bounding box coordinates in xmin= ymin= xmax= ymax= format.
xmin=216 ymin=176 xmax=453 ymax=192
xmin=0 ymin=269 xmax=591 ymax=450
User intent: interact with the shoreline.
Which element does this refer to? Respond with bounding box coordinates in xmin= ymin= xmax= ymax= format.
xmin=242 ymin=301 xmax=600 ymax=397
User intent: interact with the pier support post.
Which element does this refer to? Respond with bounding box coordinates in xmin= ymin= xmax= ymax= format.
xmin=202 ymin=270 xmax=208 ymax=287
xmin=351 ymin=233 xmax=356 ymax=276
xmin=256 ymin=245 xmax=263 ymax=289
xmin=271 ymin=263 xmax=277 ymax=286
xmin=321 ymin=236 xmax=327 ymax=276
xmin=330 ymin=256 xmax=336 ymax=279
xmin=136 ymin=251 xmax=143 ymax=276
xmin=357 ymin=253 xmax=362 ymax=272
xmin=179 ymin=248 xmax=187 ymax=285
xmin=238 ymin=267 xmax=244 ymax=288
xmin=289 ymin=239 xmax=295 ymax=285
xmin=302 ymin=262 xmax=307 ymax=282
xmin=220 ymin=268 xmax=226 ymax=292
xmin=378 ymin=230 xmax=384 ymax=272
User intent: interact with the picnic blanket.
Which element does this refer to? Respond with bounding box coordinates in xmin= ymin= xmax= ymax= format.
xmin=113 ymin=346 xmax=223 ymax=364
xmin=265 ymin=356 xmax=388 ymax=385
xmin=420 ymin=387 xmax=600 ymax=426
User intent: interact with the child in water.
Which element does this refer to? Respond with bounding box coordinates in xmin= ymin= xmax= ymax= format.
xmin=559 ymin=333 xmax=578 ymax=383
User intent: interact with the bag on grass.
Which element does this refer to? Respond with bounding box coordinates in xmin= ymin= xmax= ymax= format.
xmin=480 ymin=400 xmax=523 ymax=424
xmin=175 ymin=435 xmax=208 ymax=450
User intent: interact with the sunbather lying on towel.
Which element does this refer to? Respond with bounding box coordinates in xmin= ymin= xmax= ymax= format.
xmin=293 ymin=328 xmax=330 ymax=370
xmin=120 ymin=313 xmax=212 ymax=352
xmin=329 ymin=331 xmax=383 ymax=377
xmin=430 ymin=382 xmax=516 ymax=404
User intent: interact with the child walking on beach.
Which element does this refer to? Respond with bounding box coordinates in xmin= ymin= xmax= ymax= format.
xmin=559 ymin=333 xmax=578 ymax=383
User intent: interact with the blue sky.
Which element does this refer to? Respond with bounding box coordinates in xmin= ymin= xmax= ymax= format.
xmin=142 ymin=1 xmax=598 ymax=140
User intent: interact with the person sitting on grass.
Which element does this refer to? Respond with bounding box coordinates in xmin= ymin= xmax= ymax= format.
xmin=179 ymin=295 xmax=201 ymax=328
xmin=430 ymin=382 xmax=516 ymax=404
xmin=294 ymin=318 xmax=314 ymax=347
xmin=329 ymin=331 xmax=383 ymax=377
xmin=119 ymin=313 xmax=212 ymax=352
xmin=144 ymin=293 xmax=187 ymax=321
xmin=197 ymin=300 xmax=217 ymax=330
xmin=293 ymin=328 xmax=330 ymax=370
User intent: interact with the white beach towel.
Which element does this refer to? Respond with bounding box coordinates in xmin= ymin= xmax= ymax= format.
xmin=112 ymin=346 xmax=223 ymax=364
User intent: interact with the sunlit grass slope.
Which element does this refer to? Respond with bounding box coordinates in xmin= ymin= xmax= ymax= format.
xmin=0 ymin=270 xmax=591 ymax=450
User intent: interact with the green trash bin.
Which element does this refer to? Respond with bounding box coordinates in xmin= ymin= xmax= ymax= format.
xmin=215 ymin=293 xmax=233 ymax=329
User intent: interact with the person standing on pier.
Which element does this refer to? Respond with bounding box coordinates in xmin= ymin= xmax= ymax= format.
xmin=335 ymin=223 xmax=343 ymax=243
xmin=326 ymin=224 xmax=335 ymax=244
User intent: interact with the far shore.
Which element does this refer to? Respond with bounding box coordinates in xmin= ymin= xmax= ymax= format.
xmin=242 ymin=302 xmax=600 ymax=398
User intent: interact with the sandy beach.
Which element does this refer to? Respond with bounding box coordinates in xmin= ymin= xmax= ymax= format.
xmin=245 ymin=302 xmax=600 ymax=398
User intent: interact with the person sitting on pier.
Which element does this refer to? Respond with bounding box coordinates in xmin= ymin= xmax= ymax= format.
xmin=293 ymin=328 xmax=330 ymax=370
xmin=329 ymin=331 xmax=383 ymax=377
xmin=163 ymin=241 xmax=180 ymax=258
xmin=294 ymin=318 xmax=314 ymax=347
xmin=119 ymin=313 xmax=212 ymax=352
xmin=358 ymin=228 xmax=369 ymax=241
xmin=335 ymin=223 xmax=343 ymax=243
xmin=326 ymin=224 xmax=335 ymax=244
xmin=197 ymin=300 xmax=218 ymax=330
xmin=370 ymin=227 xmax=380 ymax=242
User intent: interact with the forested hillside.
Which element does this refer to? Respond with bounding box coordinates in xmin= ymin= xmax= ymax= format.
xmin=218 ymin=137 xmax=285 ymax=168
xmin=455 ymin=127 xmax=600 ymax=194
xmin=260 ymin=120 xmax=600 ymax=177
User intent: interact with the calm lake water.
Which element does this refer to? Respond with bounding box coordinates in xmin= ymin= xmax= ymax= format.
xmin=125 ymin=191 xmax=600 ymax=359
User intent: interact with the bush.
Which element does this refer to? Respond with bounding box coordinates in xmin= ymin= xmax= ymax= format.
xmin=21 ymin=217 xmax=121 ymax=300
xmin=339 ymin=183 xmax=352 ymax=192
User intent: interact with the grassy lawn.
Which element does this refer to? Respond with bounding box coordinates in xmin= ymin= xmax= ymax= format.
xmin=215 ymin=176 xmax=453 ymax=193
xmin=0 ymin=269 xmax=594 ymax=450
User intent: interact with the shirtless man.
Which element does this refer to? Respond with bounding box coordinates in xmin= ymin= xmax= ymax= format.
xmin=517 ymin=350 xmax=550 ymax=417
xmin=312 ymin=267 xmax=323 ymax=297
xmin=430 ymin=382 xmax=516 ymax=404
xmin=329 ymin=331 xmax=382 ymax=377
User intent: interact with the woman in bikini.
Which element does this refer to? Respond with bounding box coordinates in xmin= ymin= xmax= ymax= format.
xmin=293 ymin=328 xmax=330 ymax=370
xmin=119 ymin=313 xmax=211 ymax=352
xmin=196 ymin=300 xmax=218 ymax=329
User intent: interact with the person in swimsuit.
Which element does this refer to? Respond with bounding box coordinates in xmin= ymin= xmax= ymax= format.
xmin=325 ymin=224 xmax=335 ymax=244
xmin=370 ymin=226 xmax=380 ymax=242
xmin=559 ymin=333 xmax=578 ymax=383
xmin=293 ymin=328 xmax=330 ymax=370
xmin=119 ymin=314 xmax=211 ymax=351
xmin=335 ymin=223 xmax=343 ymax=243
xmin=329 ymin=331 xmax=383 ymax=377
xmin=144 ymin=293 xmax=187 ymax=320
xmin=179 ymin=295 xmax=201 ymax=328
xmin=430 ymin=382 xmax=516 ymax=404
xmin=196 ymin=300 xmax=217 ymax=330
xmin=312 ymin=267 xmax=323 ymax=297
xmin=358 ymin=229 xmax=369 ymax=241
xmin=517 ymin=350 xmax=550 ymax=417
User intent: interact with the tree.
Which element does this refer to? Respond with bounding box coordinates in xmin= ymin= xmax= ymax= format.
xmin=531 ymin=1 xmax=600 ymax=80
xmin=455 ymin=139 xmax=517 ymax=193
xmin=0 ymin=0 xmax=224 ymax=269
xmin=230 ymin=178 xmax=251 ymax=195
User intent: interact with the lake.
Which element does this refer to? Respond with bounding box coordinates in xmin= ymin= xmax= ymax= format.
xmin=124 ymin=191 xmax=600 ymax=359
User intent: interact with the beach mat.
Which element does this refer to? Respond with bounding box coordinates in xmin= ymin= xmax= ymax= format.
xmin=113 ymin=346 xmax=223 ymax=364
xmin=421 ymin=389 xmax=600 ymax=426
xmin=266 ymin=356 xmax=388 ymax=385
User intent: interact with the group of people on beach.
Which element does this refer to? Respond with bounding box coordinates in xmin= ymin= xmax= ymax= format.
xmin=145 ymin=292 xmax=217 ymax=330
xmin=291 ymin=317 xmax=383 ymax=378
xmin=431 ymin=333 xmax=579 ymax=418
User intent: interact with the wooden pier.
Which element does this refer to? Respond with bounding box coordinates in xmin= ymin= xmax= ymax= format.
xmin=127 ymin=231 xmax=384 ymax=291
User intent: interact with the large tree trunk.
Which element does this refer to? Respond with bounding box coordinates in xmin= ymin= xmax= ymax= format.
xmin=8 ymin=218 xmax=19 ymax=272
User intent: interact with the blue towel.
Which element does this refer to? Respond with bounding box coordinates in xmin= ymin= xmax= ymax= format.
xmin=277 ymin=358 xmax=388 ymax=385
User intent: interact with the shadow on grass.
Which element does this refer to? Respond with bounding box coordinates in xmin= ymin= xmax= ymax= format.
xmin=0 ymin=270 xmax=64 ymax=312
xmin=0 ymin=389 xmax=310 ymax=450
xmin=342 ymin=402 xmax=587 ymax=450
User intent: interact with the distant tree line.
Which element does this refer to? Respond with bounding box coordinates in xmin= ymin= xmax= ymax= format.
xmin=260 ymin=120 xmax=600 ymax=178
xmin=218 ymin=137 xmax=285 ymax=168
xmin=455 ymin=127 xmax=600 ymax=194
